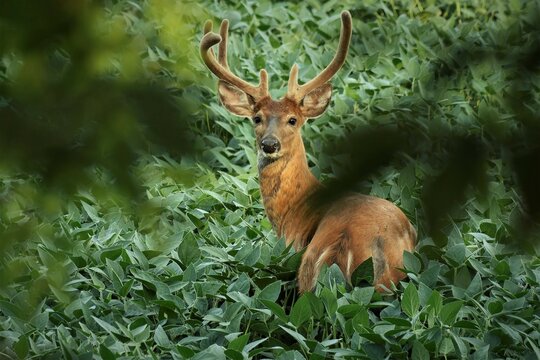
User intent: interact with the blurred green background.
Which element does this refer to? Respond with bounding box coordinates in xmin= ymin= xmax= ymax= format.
xmin=1 ymin=0 xmax=539 ymax=359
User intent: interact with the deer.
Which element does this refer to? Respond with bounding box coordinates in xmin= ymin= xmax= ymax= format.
xmin=200 ymin=11 xmax=416 ymax=293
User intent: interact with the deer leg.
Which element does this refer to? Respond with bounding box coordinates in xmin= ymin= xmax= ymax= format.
xmin=297 ymin=229 xmax=352 ymax=293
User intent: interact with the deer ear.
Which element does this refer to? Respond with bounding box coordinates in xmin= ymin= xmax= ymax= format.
xmin=299 ymin=83 xmax=332 ymax=119
xmin=218 ymin=80 xmax=255 ymax=116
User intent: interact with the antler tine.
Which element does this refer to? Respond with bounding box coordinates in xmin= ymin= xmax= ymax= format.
xmin=218 ymin=20 xmax=229 ymax=68
xmin=200 ymin=20 xmax=268 ymax=100
xmin=288 ymin=11 xmax=352 ymax=101
xmin=288 ymin=64 xmax=299 ymax=95
xmin=203 ymin=20 xmax=213 ymax=35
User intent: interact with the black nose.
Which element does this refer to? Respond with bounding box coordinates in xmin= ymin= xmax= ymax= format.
xmin=261 ymin=137 xmax=280 ymax=154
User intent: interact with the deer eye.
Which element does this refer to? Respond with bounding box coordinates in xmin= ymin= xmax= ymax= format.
xmin=288 ymin=117 xmax=297 ymax=126
xmin=252 ymin=116 xmax=262 ymax=124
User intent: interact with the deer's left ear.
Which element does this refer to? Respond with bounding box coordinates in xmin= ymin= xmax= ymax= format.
xmin=299 ymin=83 xmax=332 ymax=119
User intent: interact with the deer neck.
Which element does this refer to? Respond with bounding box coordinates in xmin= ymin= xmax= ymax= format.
xmin=258 ymin=141 xmax=322 ymax=249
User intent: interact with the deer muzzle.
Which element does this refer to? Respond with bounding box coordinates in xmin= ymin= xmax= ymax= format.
xmin=261 ymin=136 xmax=281 ymax=155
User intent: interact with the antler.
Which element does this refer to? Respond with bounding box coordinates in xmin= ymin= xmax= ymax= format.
xmin=201 ymin=20 xmax=269 ymax=100
xmin=287 ymin=11 xmax=352 ymax=101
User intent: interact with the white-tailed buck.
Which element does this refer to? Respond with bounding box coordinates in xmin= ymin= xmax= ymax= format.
xmin=201 ymin=11 xmax=416 ymax=292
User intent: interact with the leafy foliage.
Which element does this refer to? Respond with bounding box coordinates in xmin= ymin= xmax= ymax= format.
xmin=1 ymin=0 xmax=540 ymax=359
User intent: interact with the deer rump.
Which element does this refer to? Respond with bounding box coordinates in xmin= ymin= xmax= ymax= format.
xmin=200 ymin=11 xmax=417 ymax=292
xmin=295 ymin=194 xmax=417 ymax=293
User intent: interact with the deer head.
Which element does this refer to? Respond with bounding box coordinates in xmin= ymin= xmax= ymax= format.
xmin=201 ymin=12 xmax=352 ymax=162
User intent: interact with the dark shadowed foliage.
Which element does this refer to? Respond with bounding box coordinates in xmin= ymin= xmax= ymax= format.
xmin=312 ymin=6 xmax=540 ymax=249
xmin=0 ymin=1 xmax=194 ymax=191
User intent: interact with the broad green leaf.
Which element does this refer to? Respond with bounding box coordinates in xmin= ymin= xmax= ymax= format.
xmin=445 ymin=244 xmax=466 ymax=266
xmin=338 ymin=304 xmax=364 ymax=318
xmin=258 ymin=280 xmax=281 ymax=302
xmin=244 ymin=337 xmax=268 ymax=353
xmin=154 ymin=325 xmax=171 ymax=347
xmin=440 ymin=301 xmax=463 ymax=326
xmin=402 ymin=282 xmax=419 ymax=318
xmin=465 ymin=273 xmax=483 ymax=296
xmin=321 ymin=287 xmax=338 ymax=318
xmin=351 ymin=257 xmax=374 ymax=286
xmin=426 ymin=289 xmax=443 ymax=319
xmin=99 ymin=344 xmax=116 ymax=360
xmin=176 ymin=346 xmax=196 ymax=358
xmin=279 ymin=326 xmax=309 ymax=351
xmin=304 ymin=292 xmax=324 ymax=319
xmin=290 ymin=294 xmax=312 ymax=328
xmin=275 ymin=350 xmax=307 ymax=360
xmin=178 ymin=234 xmax=201 ymax=266
xmin=224 ymin=349 xmax=243 ymax=360
xmin=228 ymin=333 xmax=249 ymax=351
xmin=448 ymin=330 xmax=468 ymax=358
xmin=352 ymin=307 xmax=370 ymax=332
xmin=419 ymin=263 xmax=441 ymax=287
xmin=412 ymin=340 xmax=429 ymax=360
xmin=14 ymin=335 xmax=29 ymax=359
xmin=192 ymin=344 xmax=226 ymax=360
xmin=260 ymin=299 xmax=288 ymax=323
xmin=92 ymin=316 xmax=121 ymax=335
xmin=81 ymin=201 xmax=101 ymax=223
xmin=403 ymin=251 xmax=421 ymax=273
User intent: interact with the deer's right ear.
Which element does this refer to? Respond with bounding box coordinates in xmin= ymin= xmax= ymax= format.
xmin=218 ymin=80 xmax=255 ymax=117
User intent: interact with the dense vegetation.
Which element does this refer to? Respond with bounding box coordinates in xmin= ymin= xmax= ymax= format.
xmin=1 ymin=0 xmax=539 ymax=359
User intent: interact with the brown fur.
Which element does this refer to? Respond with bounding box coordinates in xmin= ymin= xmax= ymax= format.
xmin=200 ymin=11 xmax=417 ymax=293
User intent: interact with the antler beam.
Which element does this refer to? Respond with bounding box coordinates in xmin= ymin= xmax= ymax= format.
xmin=287 ymin=11 xmax=352 ymax=101
xmin=200 ymin=20 xmax=269 ymax=100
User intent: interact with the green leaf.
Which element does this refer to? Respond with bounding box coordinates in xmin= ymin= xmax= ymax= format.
xmin=92 ymin=316 xmax=120 ymax=335
xmin=448 ymin=330 xmax=468 ymax=358
xmin=426 ymin=290 xmax=443 ymax=316
xmin=279 ymin=326 xmax=309 ymax=351
xmin=465 ymin=273 xmax=483 ymax=296
xmin=419 ymin=263 xmax=441 ymax=287
xmin=176 ymin=346 xmax=196 ymax=358
xmin=383 ymin=317 xmax=412 ymax=327
xmin=290 ymin=294 xmax=312 ymax=328
xmin=99 ymin=344 xmax=116 ymax=360
xmin=445 ymin=244 xmax=466 ymax=266
xmin=402 ymin=282 xmax=420 ymax=317
xmin=258 ymin=280 xmax=281 ymax=302
xmin=412 ymin=340 xmax=429 ymax=360
xmin=275 ymin=350 xmax=307 ymax=360
xmin=321 ymin=287 xmax=338 ymax=318
xmin=81 ymin=201 xmax=101 ymax=223
xmin=14 ymin=335 xmax=29 ymax=359
xmin=440 ymin=301 xmax=463 ymax=326
xmin=304 ymin=292 xmax=324 ymax=319
xmin=178 ymin=234 xmax=201 ymax=266
xmin=260 ymin=299 xmax=288 ymax=322
xmin=192 ymin=344 xmax=226 ymax=360
xmin=154 ymin=325 xmax=171 ymax=347
xmin=403 ymin=251 xmax=421 ymax=273
xmin=351 ymin=257 xmax=374 ymax=286
xmin=244 ymin=337 xmax=268 ymax=354
xmin=228 ymin=333 xmax=249 ymax=352
xmin=352 ymin=307 xmax=370 ymax=332
xmin=338 ymin=304 xmax=364 ymax=318
xmin=472 ymin=345 xmax=490 ymax=360
xmin=224 ymin=349 xmax=243 ymax=360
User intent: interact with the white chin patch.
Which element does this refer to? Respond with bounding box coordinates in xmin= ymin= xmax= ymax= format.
xmin=259 ymin=151 xmax=282 ymax=159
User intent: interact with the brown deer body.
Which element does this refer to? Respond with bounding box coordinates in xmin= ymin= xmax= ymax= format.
xmin=201 ymin=12 xmax=416 ymax=292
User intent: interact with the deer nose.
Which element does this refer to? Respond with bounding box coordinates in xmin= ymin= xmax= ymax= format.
xmin=261 ymin=137 xmax=280 ymax=154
